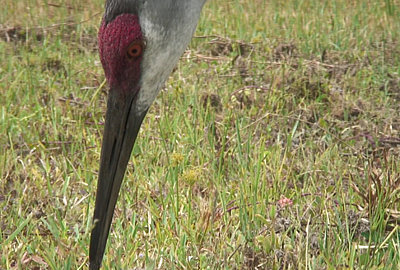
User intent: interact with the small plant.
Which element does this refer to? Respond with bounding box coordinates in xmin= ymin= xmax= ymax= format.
xmin=351 ymin=150 xmax=400 ymax=266
xmin=352 ymin=150 xmax=400 ymax=228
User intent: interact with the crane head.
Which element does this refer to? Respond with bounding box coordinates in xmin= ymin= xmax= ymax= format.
xmin=90 ymin=13 xmax=147 ymax=269
xmin=89 ymin=1 xmax=206 ymax=269
xmin=98 ymin=14 xmax=144 ymax=96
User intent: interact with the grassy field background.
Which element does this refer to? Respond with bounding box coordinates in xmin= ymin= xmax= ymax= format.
xmin=1 ymin=0 xmax=400 ymax=269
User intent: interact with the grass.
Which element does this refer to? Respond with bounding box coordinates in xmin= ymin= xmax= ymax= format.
xmin=1 ymin=0 xmax=400 ymax=269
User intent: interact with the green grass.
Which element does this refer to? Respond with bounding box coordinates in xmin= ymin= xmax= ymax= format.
xmin=1 ymin=0 xmax=400 ymax=269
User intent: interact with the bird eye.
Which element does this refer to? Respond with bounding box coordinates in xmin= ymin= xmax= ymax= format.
xmin=127 ymin=41 xmax=144 ymax=58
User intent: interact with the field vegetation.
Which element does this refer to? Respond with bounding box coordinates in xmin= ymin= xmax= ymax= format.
xmin=1 ymin=0 xmax=400 ymax=269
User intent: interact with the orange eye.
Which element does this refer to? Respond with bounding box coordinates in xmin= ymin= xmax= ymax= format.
xmin=127 ymin=41 xmax=144 ymax=58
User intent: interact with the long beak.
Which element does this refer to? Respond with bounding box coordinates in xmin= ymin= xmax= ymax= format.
xmin=89 ymin=88 xmax=147 ymax=270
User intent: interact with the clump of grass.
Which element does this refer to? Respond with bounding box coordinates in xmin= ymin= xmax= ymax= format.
xmin=350 ymin=150 xmax=400 ymax=267
xmin=352 ymin=150 xmax=400 ymax=223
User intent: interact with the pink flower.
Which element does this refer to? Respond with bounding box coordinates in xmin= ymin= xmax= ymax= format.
xmin=278 ymin=196 xmax=293 ymax=208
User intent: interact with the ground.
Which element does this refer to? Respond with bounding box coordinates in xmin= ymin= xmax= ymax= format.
xmin=1 ymin=0 xmax=400 ymax=269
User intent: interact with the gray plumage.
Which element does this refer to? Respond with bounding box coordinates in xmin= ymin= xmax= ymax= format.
xmin=104 ymin=0 xmax=139 ymax=23
xmin=136 ymin=0 xmax=207 ymax=113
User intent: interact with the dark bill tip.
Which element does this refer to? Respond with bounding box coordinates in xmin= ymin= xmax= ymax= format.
xmin=89 ymin=89 xmax=147 ymax=269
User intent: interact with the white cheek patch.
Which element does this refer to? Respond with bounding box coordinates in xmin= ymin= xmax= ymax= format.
xmin=134 ymin=1 xmax=205 ymax=114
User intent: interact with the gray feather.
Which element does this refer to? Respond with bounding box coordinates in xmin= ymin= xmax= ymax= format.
xmin=136 ymin=0 xmax=207 ymax=112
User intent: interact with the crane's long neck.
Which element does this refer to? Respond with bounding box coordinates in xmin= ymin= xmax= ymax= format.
xmin=138 ymin=0 xmax=206 ymax=112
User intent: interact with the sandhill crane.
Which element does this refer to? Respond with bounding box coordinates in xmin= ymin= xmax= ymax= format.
xmin=89 ymin=1 xmax=206 ymax=269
